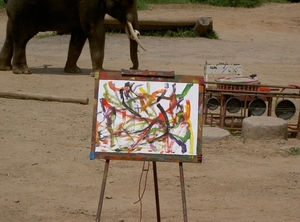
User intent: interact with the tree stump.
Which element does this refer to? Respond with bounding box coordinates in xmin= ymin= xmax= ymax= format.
xmin=194 ymin=17 xmax=213 ymax=37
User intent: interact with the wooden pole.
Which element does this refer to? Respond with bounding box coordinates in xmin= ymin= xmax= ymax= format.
xmin=0 ymin=91 xmax=89 ymax=105
xmin=152 ymin=161 xmax=161 ymax=222
xmin=96 ymin=159 xmax=110 ymax=222
xmin=179 ymin=162 xmax=188 ymax=222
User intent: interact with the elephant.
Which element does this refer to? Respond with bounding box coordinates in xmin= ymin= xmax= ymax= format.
xmin=0 ymin=0 xmax=146 ymax=74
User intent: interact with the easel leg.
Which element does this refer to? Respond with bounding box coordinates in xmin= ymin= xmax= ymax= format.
xmin=152 ymin=161 xmax=161 ymax=222
xmin=95 ymin=159 xmax=110 ymax=222
xmin=179 ymin=162 xmax=188 ymax=222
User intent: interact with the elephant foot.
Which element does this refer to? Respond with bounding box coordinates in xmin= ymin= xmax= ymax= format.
xmin=90 ymin=68 xmax=105 ymax=78
xmin=0 ymin=61 xmax=12 ymax=71
xmin=12 ymin=66 xmax=32 ymax=74
xmin=0 ymin=64 xmax=12 ymax=71
xmin=64 ymin=64 xmax=81 ymax=73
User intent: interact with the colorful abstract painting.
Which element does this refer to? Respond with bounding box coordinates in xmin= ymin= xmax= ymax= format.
xmin=95 ymin=79 xmax=199 ymax=155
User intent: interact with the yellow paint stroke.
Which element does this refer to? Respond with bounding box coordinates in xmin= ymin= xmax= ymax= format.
xmin=138 ymin=87 xmax=166 ymax=112
xmin=184 ymin=100 xmax=194 ymax=154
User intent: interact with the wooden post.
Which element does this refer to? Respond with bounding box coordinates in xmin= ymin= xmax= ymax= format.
xmin=194 ymin=17 xmax=213 ymax=36
xmin=296 ymin=111 xmax=300 ymax=140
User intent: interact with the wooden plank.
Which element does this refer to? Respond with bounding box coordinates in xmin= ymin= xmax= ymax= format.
xmin=121 ymin=69 xmax=175 ymax=78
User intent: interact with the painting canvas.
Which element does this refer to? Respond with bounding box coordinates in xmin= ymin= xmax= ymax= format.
xmin=90 ymin=71 xmax=203 ymax=162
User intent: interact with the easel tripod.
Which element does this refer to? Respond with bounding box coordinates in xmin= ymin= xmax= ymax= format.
xmin=95 ymin=159 xmax=188 ymax=222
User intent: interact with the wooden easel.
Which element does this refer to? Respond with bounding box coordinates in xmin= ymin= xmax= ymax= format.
xmin=95 ymin=160 xmax=188 ymax=222
xmin=90 ymin=70 xmax=203 ymax=221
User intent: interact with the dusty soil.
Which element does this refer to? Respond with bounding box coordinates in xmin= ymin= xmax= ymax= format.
xmin=1 ymin=3 xmax=300 ymax=222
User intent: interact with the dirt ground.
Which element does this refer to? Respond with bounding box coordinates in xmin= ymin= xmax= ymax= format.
xmin=1 ymin=3 xmax=300 ymax=222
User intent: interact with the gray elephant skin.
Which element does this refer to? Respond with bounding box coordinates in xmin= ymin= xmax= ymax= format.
xmin=0 ymin=0 xmax=146 ymax=74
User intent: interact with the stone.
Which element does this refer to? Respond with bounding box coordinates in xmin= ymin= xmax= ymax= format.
xmin=203 ymin=126 xmax=230 ymax=143
xmin=242 ymin=116 xmax=287 ymax=141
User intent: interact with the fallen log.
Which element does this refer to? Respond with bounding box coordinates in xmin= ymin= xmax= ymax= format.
xmin=104 ymin=18 xmax=196 ymax=31
xmin=0 ymin=91 xmax=89 ymax=105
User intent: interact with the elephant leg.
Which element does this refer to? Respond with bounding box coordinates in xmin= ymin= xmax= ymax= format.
xmin=11 ymin=29 xmax=36 ymax=74
xmin=88 ymin=26 xmax=105 ymax=72
xmin=0 ymin=21 xmax=13 ymax=71
xmin=64 ymin=30 xmax=87 ymax=73
xmin=12 ymin=41 xmax=34 ymax=74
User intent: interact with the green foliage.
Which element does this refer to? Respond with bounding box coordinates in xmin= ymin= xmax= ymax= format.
xmin=199 ymin=0 xmax=288 ymax=8
xmin=0 ymin=0 xmax=290 ymax=10
xmin=141 ymin=28 xmax=199 ymax=37
xmin=0 ymin=0 xmax=5 ymax=9
xmin=137 ymin=0 xmax=192 ymax=9
xmin=35 ymin=31 xmax=57 ymax=39
xmin=137 ymin=0 xmax=149 ymax=10
xmin=144 ymin=0 xmax=191 ymax=3
xmin=144 ymin=28 xmax=219 ymax=38
xmin=107 ymin=28 xmax=213 ymax=38
xmin=228 ymin=129 xmax=242 ymax=136
xmin=106 ymin=30 xmax=122 ymax=35
xmin=287 ymin=147 xmax=300 ymax=156
xmin=138 ymin=0 xmax=290 ymax=9
xmin=196 ymin=0 xmax=262 ymax=8
xmin=205 ymin=30 xmax=219 ymax=39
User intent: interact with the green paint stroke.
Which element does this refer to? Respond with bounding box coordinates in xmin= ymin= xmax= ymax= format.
xmin=176 ymin=83 xmax=193 ymax=98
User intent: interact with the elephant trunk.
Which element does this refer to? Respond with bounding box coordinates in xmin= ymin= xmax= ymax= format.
xmin=129 ymin=38 xmax=138 ymax=70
